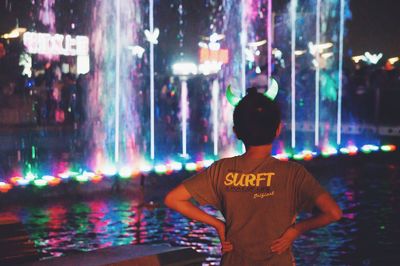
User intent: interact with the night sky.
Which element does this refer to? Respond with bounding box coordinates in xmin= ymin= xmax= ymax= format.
xmin=348 ymin=0 xmax=400 ymax=57
xmin=0 ymin=0 xmax=399 ymax=57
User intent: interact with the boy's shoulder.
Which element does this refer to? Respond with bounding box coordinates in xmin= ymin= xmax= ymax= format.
xmin=211 ymin=155 xmax=307 ymax=172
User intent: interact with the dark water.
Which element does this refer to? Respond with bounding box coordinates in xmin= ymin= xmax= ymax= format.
xmin=2 ymin=154 xmax=400 ymax=265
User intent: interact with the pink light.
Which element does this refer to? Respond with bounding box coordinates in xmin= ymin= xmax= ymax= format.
xmin=267 ymin=0 xmax=272 ymax=82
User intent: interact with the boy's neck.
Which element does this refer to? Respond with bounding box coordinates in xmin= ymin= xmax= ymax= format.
xmin=243 ymin=144 xmax=272 ymax=159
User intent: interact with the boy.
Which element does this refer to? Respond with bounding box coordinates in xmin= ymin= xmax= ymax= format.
xmin=164 ymin=88 xmax=342 ymax=265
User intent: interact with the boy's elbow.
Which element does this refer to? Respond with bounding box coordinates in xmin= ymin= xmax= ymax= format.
xmin=329 ymin=207 xmax=343 ymax=222
xmin=164 ymin=192 xmax=176 ymax=209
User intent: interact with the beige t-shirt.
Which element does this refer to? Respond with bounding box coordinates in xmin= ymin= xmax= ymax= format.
xmin=183 ymin=155 xmax=327 ymax=266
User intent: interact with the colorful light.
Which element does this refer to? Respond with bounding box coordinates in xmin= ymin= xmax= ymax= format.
xmin=42 ymin=175 xmax=56 ymax=181
xmin=101 ymin=165 xmax=117 ymax=176
xmin=0 ymin=182 xmax=12 ymax=193
xmin=380 ymin=145 xmax=396 ymax=152
xmin=154 ymin=164 xmax=167 ymax=175
xmin=203 ymin=159 xmax=214 ymax=168
xmin=185 ymin=162 xmax=197 ymax=172
xmin=58 ymin=171 xmax=79 ymax=179
xmin=293 ymin=153 xmax=304 ymax=160
xmin=321 ymin=146 xmax=338 ymax=157
xmin=361 ymin=144 xmax=379 ymax=154
xmin=48 ymin=177 xmax=61 ymax=186
xmin=169 ymin=162 xmax=183 ymax=171
xmin=118 ymin=167 xmax=133 ymax=178
xmin=76 ymin=171 xmax=94 ymax=182
xmin=302 ymin=150 xmax=314 ymax=161
xmin=91 ymin=174 xmax=103 ymax=183
xmin=17 ymin=178 xmax=30 ymax=186
xmin=139 ymin=163 xmax=153 ymax=173
xmin=33 ymin=179 xmax=48 ymax=187
xmin=25 ymin=172 xmax=37 ymax=181
xmin=273 ymin=153 xmax=290 ymax=161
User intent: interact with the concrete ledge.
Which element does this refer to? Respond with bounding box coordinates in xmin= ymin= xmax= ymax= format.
xmin=23 ymin=244 xmax=206 ymax=266
xmin=0 ymin=213 xmax=38 ymax=265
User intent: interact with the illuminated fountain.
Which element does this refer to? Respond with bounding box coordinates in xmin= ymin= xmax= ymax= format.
xmin=87 ymin=0 xmax=144 ymax=175
xmin=0 ymin=0 xmax=397 ymax=195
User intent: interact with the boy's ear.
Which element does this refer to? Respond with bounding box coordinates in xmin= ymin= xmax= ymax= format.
xmin=275 ymin=122 xmax=282 ymax=138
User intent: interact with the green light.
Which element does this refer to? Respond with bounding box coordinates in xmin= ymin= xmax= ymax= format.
xmin=264 ymin=77 xmax=279 ymax=100
xmin=33 ymin=179 xmax=47 ymax=187
xmin=119 ymin=167 xmax=133 ymax=178
xmin=226 ymin=85 xmax=241 ymax=106
xmin=31 ymin=146 xmax=36 ymax=159
xmin=361 ymin=144 xmax=379 ymax=154
xmin=381 ymin=145 xmax=396 ymax=152
xmin=293 ymin=153 xmax=304 ymax=160
xmin=155 ymin=164 xmax=167 ymax=174
xmin=25 ymin=172 xmax=37 ymax=181
xmin=76 ymin=174 xmax=89 ymax=182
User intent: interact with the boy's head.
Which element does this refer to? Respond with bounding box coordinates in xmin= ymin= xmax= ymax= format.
xmin=233 ymin=88 xmax=281 ymax=146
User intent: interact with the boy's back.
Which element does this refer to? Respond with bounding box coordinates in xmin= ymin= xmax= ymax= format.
xmin=165 ymin=89 xmax=341 ymax=265
xmin=183 ymin=155 xmax=326 ymax=265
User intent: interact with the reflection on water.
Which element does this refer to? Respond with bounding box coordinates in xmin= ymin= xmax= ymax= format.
xmin=2 ymin=155 xmax=400 ymax=265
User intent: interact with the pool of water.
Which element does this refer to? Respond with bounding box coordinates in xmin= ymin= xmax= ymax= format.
xmin=2 ymin=154 xmax=400 ymax=265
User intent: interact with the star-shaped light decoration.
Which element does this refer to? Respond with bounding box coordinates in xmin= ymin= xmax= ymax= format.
xmin=144 ymin=28 xmax=160 ymax=44
xmin=127 ymin=45 xmax=145 ymax=58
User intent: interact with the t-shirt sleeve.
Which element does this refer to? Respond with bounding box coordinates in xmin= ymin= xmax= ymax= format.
xmin=182 ymin=163 xmax=221 ymax=210
xmin=295 ymin=165 xmax=327 ymax=213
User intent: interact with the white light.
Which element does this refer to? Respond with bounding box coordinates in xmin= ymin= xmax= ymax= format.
xmin=169 ymin=162 xmax=183 ymax=171
xmin=155 ymin=164 xmax=167 ymax=173
xmin=388 ymin=57 xmax=399 ymax=65
xmin=172 ymin=62 xmax=198 ymax=76
xmin=23 ymin=32 xmax=89 ymax=56
xmin=127 ymin=45 xmax=145 ymax=58
xmin=255 ymin=66 xmax=261 ymax=74
xmin=198 ymin=42 xmax=208 ymax=48
xmin=308 ymin=41 xmax=333 ymax=55
xmin=42 ymin=175 xmax=55 ymax=181
xmin=1 ymin=27 xmax=26 ymax=39
xmin=212 ymin=79 xmax=219 ymax=156
xmin=203 ymin=159 xmax=214 ymax=167
xmin=77 ymin=55 xmax=90 ymax=74
xmin=321 ymin=52 xmax=333 ymax=59
xmin=247 ymin=40 xmax=267 ymax=48
xmin=352 ymin=52 xmax=383 ymax=65
xmin=181 ymin=80 xmax=188 ymax=158
xmin=140 ymin=164 xmax=153 ymax=173
xmin=352 ymin=55 xmax=364 ymax=63
xmin=118 ymin=166 xmax=133 ymax=177
xmin=209 ymin=33 xmax=225 ymax=43
xmin=272 ymin=48 xmax=282 ymax=59
xmin=364 ymin=52 xmax=383 ymax=64
xmin=198 ymin=61 xmax=222 ymax=75
xmin=245 ymin=48 xmax=255 ymax=62
xmin=294 ymin=50 xmax=306 ymax=56
xmin=101 ymin=165 xmax=117 ymax=176
xmin=144 ymin=28 xmax=159 ymax=44
xmin=19 ymin=53 xmax=32 ymax=77
xmin=208 ymin=42 xmax=221 ymax=51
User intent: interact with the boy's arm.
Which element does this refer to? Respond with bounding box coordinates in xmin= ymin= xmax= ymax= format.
xmin=270 ymin=192 xmax=342 ymax=254
xmin=164 ymin=184 xmax=233 ymax=252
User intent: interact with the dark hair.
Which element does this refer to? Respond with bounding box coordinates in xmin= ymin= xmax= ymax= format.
xmin=233 ymin=88 xmax=281 ymax=146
